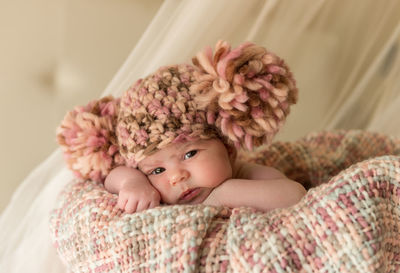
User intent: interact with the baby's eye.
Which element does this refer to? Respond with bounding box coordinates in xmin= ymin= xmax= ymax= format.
xmin=184 ymin=150 xmax=197 ymax=160
xmin=151 ymin=167 xmax=165 ymax=175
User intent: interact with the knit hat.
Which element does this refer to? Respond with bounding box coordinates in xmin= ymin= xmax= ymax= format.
xmin=56 ymin=40 xmax=298 ymax=182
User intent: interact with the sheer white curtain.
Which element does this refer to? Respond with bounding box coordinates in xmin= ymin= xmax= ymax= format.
xmin=1 ymin=0 xmax=400 ymax=272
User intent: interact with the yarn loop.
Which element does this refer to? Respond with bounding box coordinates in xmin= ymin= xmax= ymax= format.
xmin=191 ymin=40 xmax=298 ymax=149
xmin=57 ymin=96 xmax=124 ymax=182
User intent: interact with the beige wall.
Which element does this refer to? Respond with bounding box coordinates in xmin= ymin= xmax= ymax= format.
xmin=0 ymin=0 xmax=162 ymax=212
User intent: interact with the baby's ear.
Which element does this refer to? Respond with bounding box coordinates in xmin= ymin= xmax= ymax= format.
xmin=56 ymin=96 xmax=125 ymax=182
xmin=224 ymin=142 xmax=238 ymax=166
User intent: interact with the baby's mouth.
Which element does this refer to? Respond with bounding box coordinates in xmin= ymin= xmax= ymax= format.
xmin=179 ymin=188 xmax=201 ymax=202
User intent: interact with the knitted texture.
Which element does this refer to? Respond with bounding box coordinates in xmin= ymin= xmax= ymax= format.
xmin=191 ymin=40 xmax=297 ymax=150
xmin=56 ymin=96 xmax=124 ymax=182
xmin=243 ymin=130 xmax=400 ymax=189
xmin=49 ymin=130 xmax=400 ymax=272
xmin=116 ymin=64 xmax=219 ymax=166
xmin=57 ymin=40 xmax=298 ymax=176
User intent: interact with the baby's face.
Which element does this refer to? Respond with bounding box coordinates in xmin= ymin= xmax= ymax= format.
xmin=138 ymin=138 xmax=233 ymax=205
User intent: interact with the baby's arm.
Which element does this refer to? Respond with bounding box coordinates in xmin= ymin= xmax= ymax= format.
xmin=104 ymin=166 xmax=160 ymax=213
xmin=203 ymin=162 xmax=306 ymax=212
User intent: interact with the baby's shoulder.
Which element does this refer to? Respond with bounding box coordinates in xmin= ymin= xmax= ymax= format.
xmin=233 ymin=160 xmax=286 ymax=180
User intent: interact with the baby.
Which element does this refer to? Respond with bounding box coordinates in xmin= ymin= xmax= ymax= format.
xmin=57 ymin=41 xmax=305 ymax=214
xmin=105 ymin=137 xmax=306 ymax=213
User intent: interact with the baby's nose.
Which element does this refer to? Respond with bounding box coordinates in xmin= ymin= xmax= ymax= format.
xmin=169 ymin=169 xmax=190 ymax=186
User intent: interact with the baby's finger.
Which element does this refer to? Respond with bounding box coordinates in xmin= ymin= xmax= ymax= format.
xmin=149 ymin=200 xmax=159 ymax=209
xmin=136 ymin=201 xmax=150 ymax=212
xmin=125 ymin=199 xmax=138 ymax=214
xmin=117 ymin=196 xmax=128 ymax=211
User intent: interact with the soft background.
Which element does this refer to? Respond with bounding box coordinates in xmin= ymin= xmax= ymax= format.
xmin=0 ymin=0 xmax=162 ymax=212
xmin=1 ymin=0 xmax=400 ymax=272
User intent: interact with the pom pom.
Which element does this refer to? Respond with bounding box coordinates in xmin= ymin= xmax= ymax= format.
xmin=56 ymin=96 xmax=124 ymax=182
xmin=191 ymin=40 xmax=298 ymax=150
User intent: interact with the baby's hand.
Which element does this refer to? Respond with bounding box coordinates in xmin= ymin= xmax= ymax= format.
xmin=105 ymin=166 xmax=161 ymax=213
xmin=117 ymin=181 xmax=161 ymax=213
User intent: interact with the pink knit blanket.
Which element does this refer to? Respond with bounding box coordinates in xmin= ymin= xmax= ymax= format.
xmin=50 ymin=130 xmax=400 ymax=272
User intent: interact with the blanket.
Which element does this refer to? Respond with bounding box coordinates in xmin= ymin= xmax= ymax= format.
xmin=49 ymin=130 xmax=400 ymax=272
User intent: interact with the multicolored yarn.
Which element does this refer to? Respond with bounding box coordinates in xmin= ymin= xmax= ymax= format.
xmin=50 ymin=130 xmax=400 ymax=272
xmin=56 ymin=40 xmax=298 ymax=178
xmin=191 ymin=40 xmax=297 ymax=150
xmin=116 ymin=64 xmax=219 ymax=166
xmin=56 ymin=96 xmax=124 ymax=182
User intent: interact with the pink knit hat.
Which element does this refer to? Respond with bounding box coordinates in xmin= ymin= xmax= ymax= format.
xmin=57 ymin=40 xmax=298 ymax=182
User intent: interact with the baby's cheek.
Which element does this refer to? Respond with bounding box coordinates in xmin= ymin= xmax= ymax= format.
xmin=158 ymin=190 xmax=175 ymax=205
xmin=149 ymin=180 xmax=173 ymax=203
xmin=203 ymin=163 xmax=232 ymax=187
